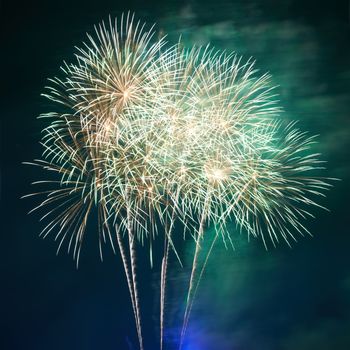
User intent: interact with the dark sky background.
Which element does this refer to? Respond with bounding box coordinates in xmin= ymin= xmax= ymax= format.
xmin=1 ymin=1 xmax=350 ymax=349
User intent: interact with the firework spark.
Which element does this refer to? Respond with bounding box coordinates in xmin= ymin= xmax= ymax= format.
xmin=24 ymin=13 xmax=332 ymax=350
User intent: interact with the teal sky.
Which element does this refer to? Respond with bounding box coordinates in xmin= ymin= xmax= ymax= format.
xmin=2 ymin=1 xmax=350 ymax=349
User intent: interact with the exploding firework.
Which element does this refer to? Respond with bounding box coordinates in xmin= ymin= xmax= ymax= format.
xmin=24 ymin=13 xmax=332 ymax=350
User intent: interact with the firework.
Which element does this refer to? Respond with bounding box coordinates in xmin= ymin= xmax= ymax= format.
xmin=24 ymin=13 xmax=331 ymax=350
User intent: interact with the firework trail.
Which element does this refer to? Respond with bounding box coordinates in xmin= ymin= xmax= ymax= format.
xmin=24 ymin=12 xmax=332 ymax=350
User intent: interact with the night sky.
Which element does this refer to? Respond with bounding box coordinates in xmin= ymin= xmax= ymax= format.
xmin=2 ymin=1 xmax=350 ymax=349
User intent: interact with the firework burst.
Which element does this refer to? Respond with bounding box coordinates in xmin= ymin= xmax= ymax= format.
xmin=24 ymin=13 xmax=332 ymax=350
